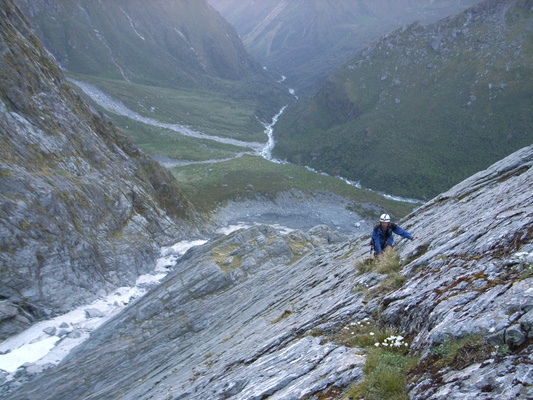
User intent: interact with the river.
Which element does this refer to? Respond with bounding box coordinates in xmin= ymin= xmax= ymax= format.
xmin=69 ymin=78 xmax=422 ymax=206
xmin=68 ymin=78 xmax=265 ymax=154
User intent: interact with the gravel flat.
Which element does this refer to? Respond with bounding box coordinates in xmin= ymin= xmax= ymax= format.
xmin=210 ymin=190 xmax=378 ymax=235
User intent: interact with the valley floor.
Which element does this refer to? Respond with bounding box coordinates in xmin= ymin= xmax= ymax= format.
xmin=210 ymin=190 xmax=373 ymax=235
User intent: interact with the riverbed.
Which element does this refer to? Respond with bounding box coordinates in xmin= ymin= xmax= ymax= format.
xmin=210 ymin=190 xmax=375 ymax=236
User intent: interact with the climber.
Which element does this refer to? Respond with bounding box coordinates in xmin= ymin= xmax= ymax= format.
xmin=371 ymin=214 xmax=414 ymax=256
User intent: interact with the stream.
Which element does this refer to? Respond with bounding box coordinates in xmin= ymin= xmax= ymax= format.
xmin=68 ymin=78 xmax=266 ymax=154
xmin=69 ymin=78 xmax=420 ymax=233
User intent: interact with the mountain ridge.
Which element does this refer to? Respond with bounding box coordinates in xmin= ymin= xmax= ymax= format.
xmin=0 ymin=0 xmax=207 ymax=340
xmin=20 ymin=0 xmax=258 ymax=84
xmin=273 ymin=0 xmax=532 ymax=199
xmin=209 ymin=0 xmax=483 ymax=95
xmin=18 ymin=0 xmax=292 ymax=125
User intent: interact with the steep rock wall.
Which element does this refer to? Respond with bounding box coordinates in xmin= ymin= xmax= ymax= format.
xmin=0 ymin=0 xmax=206 ymax=339
xmin=3 ymin=145 xmax=531 ymax=398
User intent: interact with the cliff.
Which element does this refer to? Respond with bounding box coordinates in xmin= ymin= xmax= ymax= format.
xmin=0 ymin=0 xmax=206 ymax=340
xmin=3 ymin=137 xmax=531 ymax=397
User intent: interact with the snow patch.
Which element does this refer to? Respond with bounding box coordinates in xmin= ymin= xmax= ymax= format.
xmin=0 ymin=239 xmax=206 ymax=380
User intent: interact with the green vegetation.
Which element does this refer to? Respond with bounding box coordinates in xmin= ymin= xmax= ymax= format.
xmin=335 ymin=249 xmax=420 ymax=399
xmin=210 ymin=242 xmax=244 ymax=272
xmin=524 ymin=264 xmax=533 ymax=278
xmin=273 ymin=2 xmax=533 ymax=200
xmin=346 ymin=348 xmax=419 ymax=400
xmin=170 ymin=155 xmax=415 ymax=217
xmin=271 ymin=310 xmax=293 ymax=324
xmin=23 ymin=0 xmax=292 ymax=141
xmin=215 ymin=0 xmax=481 ymax=97
xmin=69 ymin=76 xmax=417 ymax=222
xmin=356 ymin=247 xmax=401 ymax=275
xmin=429 ymin=334 xmax=494 ymax=369
xmin=332 ymin=320 xmax=418 ymax=400
xmin=108 ymin=114 xmax=246 ymax=162
xmin=354 ymin=248 xmax=407 ymax=296
xmin=69 ymin=73 xmax=269 ymax=142
xmin=22 ymin=0 xmax=422 ymax=221
xmin=29 ymin=0 xmax=431 ymax=222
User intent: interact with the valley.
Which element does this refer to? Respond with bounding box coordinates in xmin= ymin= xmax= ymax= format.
xmin=1 ymin=0 xmax=532 ymax=398
xmin=69 ymin=74 xmax=416 ymax=231
xmin=209 ymin=0 xmax=484 ymax=96
xmin=19 ymin=0 xmax=531 ymax=207
xmin=272 ymin=0 xmax=532 ymax=199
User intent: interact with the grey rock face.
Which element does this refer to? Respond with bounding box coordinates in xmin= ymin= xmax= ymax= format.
xmin=2 ymin=224 xmax=367 ymax=399
xmin=2 ymin=145 xmax=533 ymax=399
xmin=382 ymin=144 xmax=533 ymax=399
xmin=0 ymin=301 xmax=33 ymax=339
xmin=0 ymin=0 xmax=206 ymax=339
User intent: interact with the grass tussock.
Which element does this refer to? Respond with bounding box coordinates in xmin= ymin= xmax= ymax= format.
xmin=345 ymin=348 xmax=419 ymax=400
xmin=335 ymin=320 xmax=418 ymax=400
xmin=356 ymin=247 xmax=400 ymax=275
xmin=336 ymin=320 xmax=407 ymax=352
xmin=341 ymin=250 xmax=418 ymax=399
xmin=430 ymin=334 xmax=494 ymax=369
xmin=375 ymin=247 xmax=401 ymax=275
xmin=354 ymin=247 xmax=407 ymax=297
xmin=408 ymin=334 xmax=501 ymax=387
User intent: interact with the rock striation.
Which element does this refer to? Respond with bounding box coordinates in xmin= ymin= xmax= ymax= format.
xmin=384 ymin=144 xmax=533 ymax=399
xmin=2 ymin=144 xmax=531 ymax=399
xmin=1 ymin=0 xmax=532 ymax=398
xmin=0 ymin=0 xmax=206 ymax=340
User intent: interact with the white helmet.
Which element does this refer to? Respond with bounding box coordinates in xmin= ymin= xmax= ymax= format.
xmin=379 ymin=214 xmax=391 ymax=223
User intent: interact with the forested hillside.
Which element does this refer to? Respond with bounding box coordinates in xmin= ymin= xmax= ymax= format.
xmin=273 ymin=0 xmax=532 ymax=199
xmin=210 ymin=0 xmax=482 ymax=96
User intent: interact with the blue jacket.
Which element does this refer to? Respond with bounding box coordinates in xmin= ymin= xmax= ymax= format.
xmin=372 ymin=223 xmax=412 ymax=254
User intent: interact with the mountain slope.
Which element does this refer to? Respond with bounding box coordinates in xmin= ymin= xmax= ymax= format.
xmin=273 ymin=0 xmax=533 ymax=199
xmin=3 ymin=140 xmax=531 ymax=397
xmin=0 ymin=0 xmax=206 ymax=339
xmin=18 ymin=0 xmax=291 ymax=125
xmin=209 ymin=0 xmax=482 ymax=95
